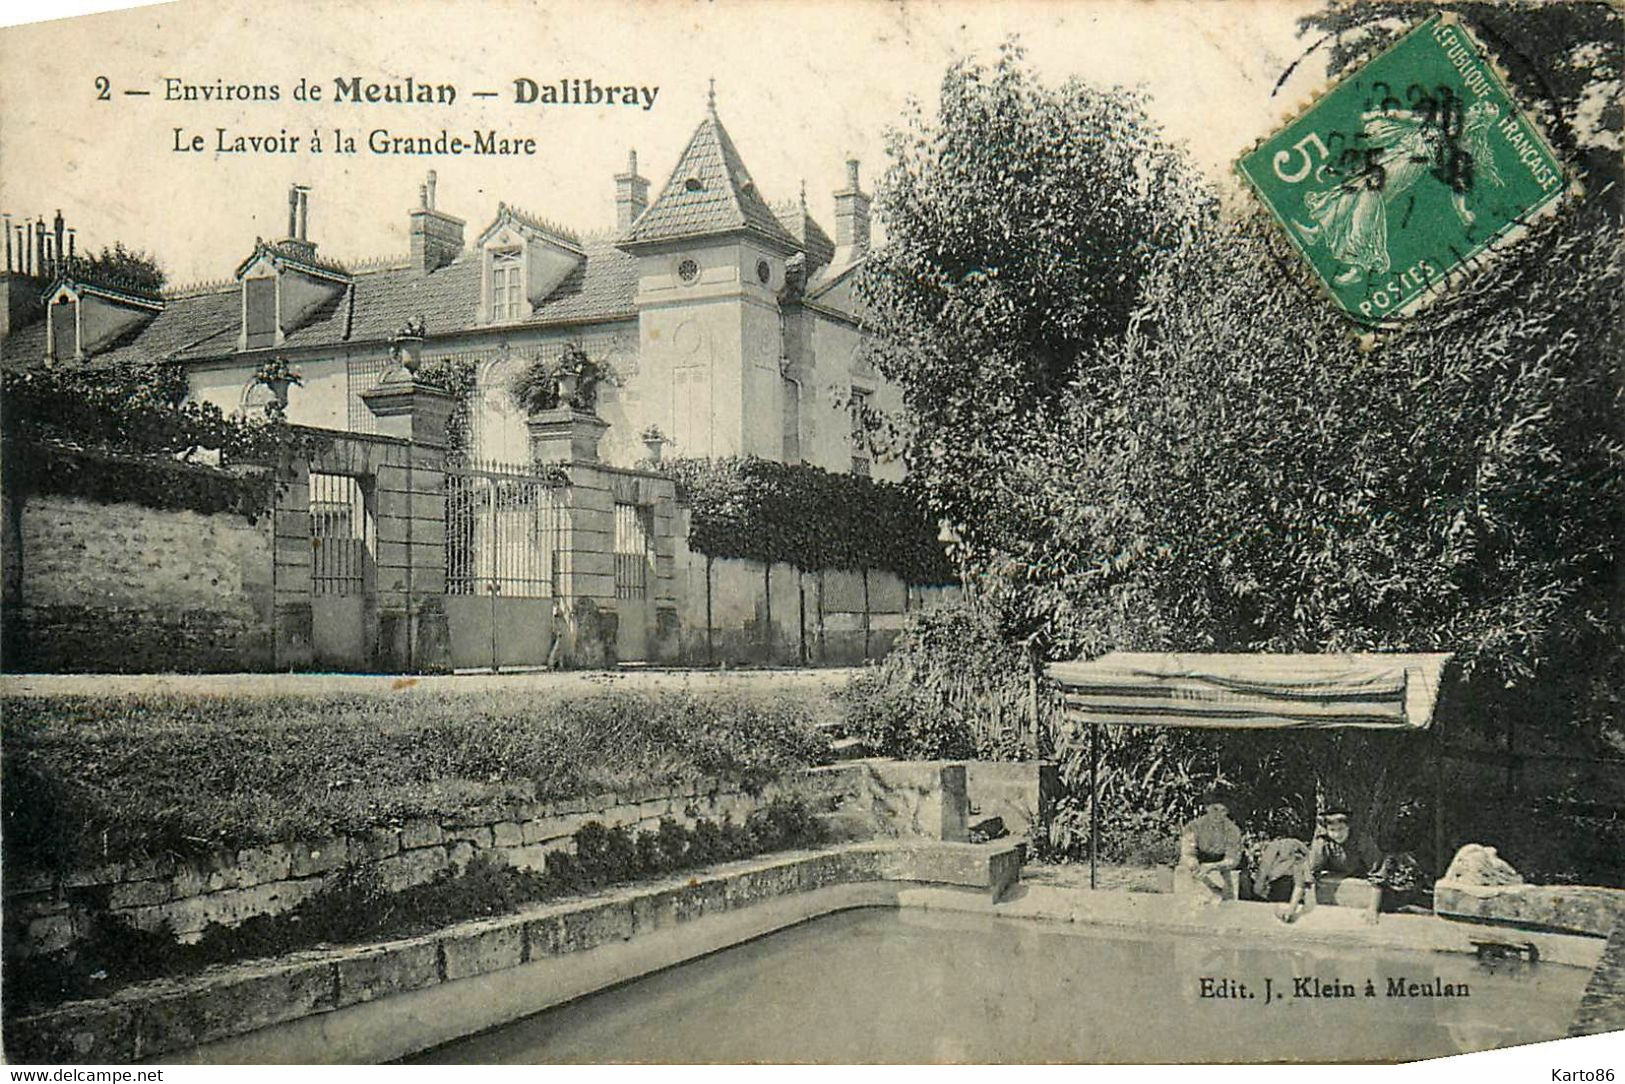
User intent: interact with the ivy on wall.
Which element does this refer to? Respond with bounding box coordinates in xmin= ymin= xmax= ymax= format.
xmin=1 ymin=367 xmax=321 ymax=521
xmin=2 ymin=439 xmax=279 ymax=521
xmin=659 ymin=456 xmax=954 ymax=584
xmin=416 ymin=355 xmax=479 ymax=457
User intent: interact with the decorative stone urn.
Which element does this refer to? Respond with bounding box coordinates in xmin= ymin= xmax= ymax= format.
xmin=641 ymin=427 xmax=667 ymax=463
xmin=555 ymin=368 xmax=581 ymax=408
xmin=389 ymin=334 xmax=424 ymax=377
xmin=264 ymin=378 xmax=293 ymax=411
xmin=386 ymin=316 xmax=428 ymax=381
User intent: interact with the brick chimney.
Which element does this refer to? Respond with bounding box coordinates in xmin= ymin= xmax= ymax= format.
xmin=614 ymin=149 xmax=650 ymax=231
xmin=833 ymin=158 xmax=871 ymax=254
xmin=281 ymin=184 xmax=318 ymax=262
xmin=409 ymin=170 xmax=465 ymax=273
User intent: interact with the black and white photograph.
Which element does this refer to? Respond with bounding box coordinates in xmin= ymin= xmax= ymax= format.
xmin=0 ymin=0 xmax=1620 ymax=1069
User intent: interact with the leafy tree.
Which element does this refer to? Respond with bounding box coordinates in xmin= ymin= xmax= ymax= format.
xmin=857 ymin=43 xmax=1211 ymax=576
xmin=863 ymin=28 xmax=1622 ymax=847
xmin=74 ymin=242 xmax=166 ymax=293
xmin=1006 ymin=179 xmax=1621 ymax=710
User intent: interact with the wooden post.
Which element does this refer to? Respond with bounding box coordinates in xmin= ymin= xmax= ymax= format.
xmin=488 ymin=578 xmax=500 ymax=673
xmin=861 ymin=567 xmax=871 ymax=660
xmin=1026 ymin=636 xmax=1040 ymax=757
xmin=1503 ymin=712 xmax=1516 ymax=796
xmin=1434 ymin=716 xmax=1447 ymax=877
xmin=1090 ymin=722 xmax=1100 ymax=890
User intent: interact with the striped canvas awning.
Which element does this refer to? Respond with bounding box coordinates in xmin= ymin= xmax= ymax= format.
xmin=1047 ymin=652 xmax=1452 ymax=731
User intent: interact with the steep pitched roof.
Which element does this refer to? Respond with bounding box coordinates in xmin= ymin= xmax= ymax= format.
xmin=773 ymin=198 xmax=836 ymax=270
xmin=476 ymin=203 xmax=584 ymax=254
xmin=619 ymin=109 xmax=801 ymax=253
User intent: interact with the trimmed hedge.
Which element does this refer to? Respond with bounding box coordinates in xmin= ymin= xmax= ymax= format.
xmin=660 ymin=455 xmax=954 ymax=584
xmin=1 ymin=688 xmax=832 ymax=876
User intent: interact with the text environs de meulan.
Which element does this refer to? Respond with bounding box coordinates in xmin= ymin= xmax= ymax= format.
xmin=164 ymin=77 xmax=661 ymax=111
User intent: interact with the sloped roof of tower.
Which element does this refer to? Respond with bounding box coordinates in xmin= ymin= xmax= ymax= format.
xmin=773 ymin=193 xmax=836 ymax=271
xmin=619 ymin=101 xmax=801 ymax=253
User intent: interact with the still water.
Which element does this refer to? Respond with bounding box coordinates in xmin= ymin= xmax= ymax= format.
xmin=412 ymin=907 xmax=1589 ymax=1063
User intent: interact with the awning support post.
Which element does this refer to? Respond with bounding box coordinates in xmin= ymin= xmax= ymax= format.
xmin=1090 ymin=721 xmax=1100 ymax=890
xmin=1434 ymin=716 xmax=1447 ymax=878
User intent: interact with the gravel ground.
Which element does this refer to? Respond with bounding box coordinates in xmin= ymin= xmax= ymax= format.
xmin=1023 ymin=861 xmax=1168 ymax=894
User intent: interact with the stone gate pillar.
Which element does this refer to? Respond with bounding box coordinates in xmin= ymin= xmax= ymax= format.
xmin=361 ymin=366 xmax=456 ymax=672
xmin=527 ymin=407 xmax=615 ymax=666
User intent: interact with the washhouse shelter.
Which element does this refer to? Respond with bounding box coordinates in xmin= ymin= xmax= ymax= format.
xmin=1045 ymin=652 xmax=1454 ymax=886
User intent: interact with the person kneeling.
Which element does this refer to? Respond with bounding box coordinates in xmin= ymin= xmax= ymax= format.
xmin=1178 ymin=789 xmax=1242 ymax=903
xmin=1277 ymin=809 xmax=1383 ymax=925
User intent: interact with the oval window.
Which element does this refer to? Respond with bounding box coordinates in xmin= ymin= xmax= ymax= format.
xmin=757 ymin=259 xmax=772 ymax=284
xmin=677 ymin=258 xmax=699 ymax=284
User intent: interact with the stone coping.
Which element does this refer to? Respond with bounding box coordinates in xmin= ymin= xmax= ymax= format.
xmin=1434 ymin=880 xmax=1625 ymax=939
xmin=10 ymin=840 xmax=1618 ymax=1065
xmin=988 ymin=883 xmax=1607 ymax=970
xmin=5 ymin=840 xmax=1017 ymax=1065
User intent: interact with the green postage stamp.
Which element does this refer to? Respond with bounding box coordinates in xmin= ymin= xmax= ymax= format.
xmin=1238 ymin=14 xmax=1569 ymax=326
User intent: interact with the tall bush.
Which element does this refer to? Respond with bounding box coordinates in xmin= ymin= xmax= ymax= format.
xmin=840 ymin=598 xmax=1046 ymax=760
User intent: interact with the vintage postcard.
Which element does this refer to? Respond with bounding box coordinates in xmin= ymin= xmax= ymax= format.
xmin=1 ymin=0 xmax=1621 ymax=1069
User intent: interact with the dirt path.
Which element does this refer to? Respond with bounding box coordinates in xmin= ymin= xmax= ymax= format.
xmin=0 ymin=667 xmax=865 ymax=701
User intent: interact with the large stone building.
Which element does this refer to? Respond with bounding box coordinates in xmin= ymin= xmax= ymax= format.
xmin=1 ymin=98 xmax=898 ymax=481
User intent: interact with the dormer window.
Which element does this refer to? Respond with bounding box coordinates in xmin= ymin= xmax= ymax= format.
xmin=244 ymin=276 xmax=277 ymax=349
xmin=47 ymin=295 xmax=77 ymax=361
xmin=476 ymin=205 xmax=585 ymax=325
xmin=233 ymin=191 xmax=351 ymax=352
xmin=490 ymin=248 xmax=523 ymax=322
xmin=41 ymin=279 xmax=162 ymax=364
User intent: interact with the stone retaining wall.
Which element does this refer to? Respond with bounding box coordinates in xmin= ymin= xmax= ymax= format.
xmin=5 ymin=840 xmax=1022 ymax=1064
xmin=6 ymin=766 xmax=863 ymax=958
xmin=6 ymin=759 xmax=1032 ymax=961
xmin=1 ymin=493 xmax=276 ymax=673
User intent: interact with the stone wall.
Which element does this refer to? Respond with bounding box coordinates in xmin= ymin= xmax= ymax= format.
xmin=5 ymin=841 xmax=1024 ymax=1064
xmin=6 ymin=758 xmax=1039 ymax=962
xmin=4 ymin=765 xmax=863 ymax=958
xmin=672 ymin=551 xmax=960 ymax=667
xmin=1 ymin=492 xmax=275 ymax=673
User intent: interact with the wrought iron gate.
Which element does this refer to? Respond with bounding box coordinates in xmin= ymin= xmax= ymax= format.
xmin=613 ymin=499 xmax=654 ymax=661
xmin=444 ymin=460 xmax=567 ymax=671
xmin=308 ymin=471 xmax=373 ymax=669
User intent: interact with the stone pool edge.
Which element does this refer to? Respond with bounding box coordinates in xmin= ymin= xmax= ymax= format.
xmin=6 ymin=839 xmax=1021 ymax=1065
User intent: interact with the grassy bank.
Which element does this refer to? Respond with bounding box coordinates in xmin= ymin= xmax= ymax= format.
xmin=1 ymin=688 xmax=831 ymax=876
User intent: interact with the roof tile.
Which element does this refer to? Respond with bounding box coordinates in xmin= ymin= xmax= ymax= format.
xmin=621 ymin=110 xmax=801 ymax=252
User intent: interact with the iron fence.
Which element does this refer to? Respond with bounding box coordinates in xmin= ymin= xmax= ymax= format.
xmin=446 ymin=459 xmax=567 ymax=598
xmin=309 ymin=472 xmax=371 ymax=596
xmin=614 ymin=500 xmax=653 ymax=600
